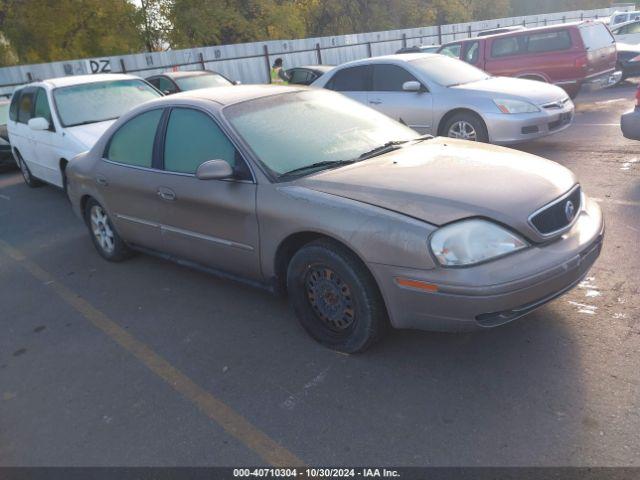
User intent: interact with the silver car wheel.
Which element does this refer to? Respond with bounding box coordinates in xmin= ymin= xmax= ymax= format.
xmin=448 ymin=121 xmax=478 ymax=141
xmin=90 ymin=205 xmax=115 ymax=254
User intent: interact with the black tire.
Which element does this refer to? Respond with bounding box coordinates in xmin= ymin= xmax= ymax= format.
xmin=442 ymin=112 xmax=489 ymax=143
xmin=286 ymin=239 xmax=388 ymax=353
xmin=16 ymin=152 xmax=44 ymax=188
xmin=84 ymin=198 xmax=133 ymax=262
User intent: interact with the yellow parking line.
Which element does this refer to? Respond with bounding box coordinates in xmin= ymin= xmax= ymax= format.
xmin=0 ymin=239 xmax=304 ymax=467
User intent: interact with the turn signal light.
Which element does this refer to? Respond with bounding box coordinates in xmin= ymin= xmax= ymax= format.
xmin=395 ymin=278 xmax=439 ymax=292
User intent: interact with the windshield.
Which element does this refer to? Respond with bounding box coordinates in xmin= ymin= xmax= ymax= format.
xmin=53 ymin=79 xmax=160 ymax=127
xmin=175 ymin=73 xmax=232 ymax=90
xmin=410 ymin=55 xmax=489 ymax=86
xmin=225 ymin=90 xmax=418 ymax=178
xmin=0 ymin=103 xmax=8 ymax=124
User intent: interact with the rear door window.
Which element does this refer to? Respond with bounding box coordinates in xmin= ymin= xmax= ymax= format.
xmin=157 ymin=77 xmax=177 ymax=94
xmin=289 ymin=69 xmax=312 ymax=84
xmin=163 ymin=108 xmax=238 ymax=175
xmin=106 ymin=109 xmax=163 ymax=167
xmin=463 ymin=41 xmax=480 ymax=64
xmin=491 ymin=36 xmax=522 ymax=57
xmin=526 ymin=30 xmax=572 ymax=53
xmin=17 ymin=90 xmax=35 ymax=124
xmin=371 ymin=65 xmax=419 ymax=91
xmin=579 ymin=23 xmax=615 ymax=50
xmin=326 ymin=66 xmax=370 ymax=92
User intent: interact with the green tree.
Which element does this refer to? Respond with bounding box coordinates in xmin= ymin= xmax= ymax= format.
xmin=1 ymin=0 xmax=144 ymax=66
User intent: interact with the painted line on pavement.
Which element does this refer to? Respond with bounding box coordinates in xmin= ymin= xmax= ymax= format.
xmin=0 ymin=239 xmax=304 ymax=467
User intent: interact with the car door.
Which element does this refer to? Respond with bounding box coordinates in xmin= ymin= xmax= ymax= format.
xmin=155 ymin=107 xmax=261 ymax=280
xmin=29 ymin=87 xmax=65 ymax=186
xmin=367 ymin=64 xmax=433 ymax=134
xmin=11 ymin=88 xmax=38 ymax=173
xmin=324 ymin=65 xmax=370 ymax=105
xmin=94 ymin=108 xmax=166 ymax=252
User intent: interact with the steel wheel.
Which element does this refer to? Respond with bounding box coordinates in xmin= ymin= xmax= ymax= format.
xmin=305 ymin=265 xmax=355 ymax=332
xmin=90 ymin=205 xmax=115 ymax=255
xmin=448 ymin=120 xmax=478 ymax=141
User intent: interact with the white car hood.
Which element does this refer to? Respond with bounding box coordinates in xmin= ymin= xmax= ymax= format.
xmin=452 ymin=77 xmax=568 ymax=105
xmin=65 ymin=119 xmax=116 ymax=150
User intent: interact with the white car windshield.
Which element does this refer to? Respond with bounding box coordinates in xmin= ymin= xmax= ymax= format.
xmin=53 ymin=79 xmax=161 ymax=127
xmin=225 ymin=90 xmax=419 ymax=178
xmin=175 ymin=73 xmax=232 ymax=90
xmin=411 ymin=55 xmax=490 ymax=87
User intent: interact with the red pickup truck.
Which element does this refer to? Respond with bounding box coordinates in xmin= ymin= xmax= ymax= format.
xmin=437 ymin=21 xmax=619 ymax=98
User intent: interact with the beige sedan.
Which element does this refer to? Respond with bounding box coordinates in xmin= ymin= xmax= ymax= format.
xmin=66 ymin=86 xmax=604 ymax=353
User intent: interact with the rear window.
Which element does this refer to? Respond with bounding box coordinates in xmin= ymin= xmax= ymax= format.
xmin=526 ymin=30 xmax=572 ymax=53
xmin=579 ymin=23 xmax=615 ymax=51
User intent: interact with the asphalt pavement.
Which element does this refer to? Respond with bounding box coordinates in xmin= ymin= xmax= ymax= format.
xmin=0 ymin=82 xmax=638 ymax=467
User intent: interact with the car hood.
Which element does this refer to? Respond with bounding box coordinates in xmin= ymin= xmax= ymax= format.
xmin=452 ymin=76 xmax=568 ymax=105
xmin=65 ymin=119 xmax=116 ymax=150
xmin=296 ymin=138 xmax=577 ymax=242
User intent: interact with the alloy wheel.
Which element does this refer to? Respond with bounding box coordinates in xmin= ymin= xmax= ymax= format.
xmin=448 ymin=120 xmax=478 ymax=141
xmin=90 ymin=205 xmax=115 ymax=254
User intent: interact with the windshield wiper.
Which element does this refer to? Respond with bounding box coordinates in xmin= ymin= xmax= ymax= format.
xmin=358 ymin=140 xmax=409 ymax=160
xmin=280 ymin=159 xmax=356 ymax=178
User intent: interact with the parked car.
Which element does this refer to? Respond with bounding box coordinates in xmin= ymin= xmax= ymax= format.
xmin=437 ymin=21 xmax=620 ymax=98
xmin=8 ymin=74 xmax=161 ymax=189
xmin=621 ymin=84 xmax=640 ymax=140
xmin=616 ymin=43 xmax=640 ymax=80
xmin=477 ymin=26 xmax=525 ymax=37
xmin=286 ymin=65 xmax=334 ymax=85
xmin=311 ymin=53 xmax=574 ymax=144
xmin=610 ymin=19 xmax=640 ymax=45
xmin=396 ymin=45 xmax=441 ymax=54
xmin=146 ymin=70 xmax=235 ymax=94
xmin=66 ymin=86 xmax=603 ymax=352
xmin=0 ymin=97 xmax=14 ymax=167
xmin=610 ymin=10 xmax=640 ymax=27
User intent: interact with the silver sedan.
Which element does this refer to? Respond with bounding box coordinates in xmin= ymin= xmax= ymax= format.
xmin=311 ymin=53 xmax=575 ymax=145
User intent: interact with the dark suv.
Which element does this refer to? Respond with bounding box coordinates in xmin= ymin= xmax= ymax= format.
xmin=438 ymin=21 xmax=619 ymax=98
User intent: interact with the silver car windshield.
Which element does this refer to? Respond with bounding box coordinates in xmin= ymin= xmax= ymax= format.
xmin=410 ymin=56 xmax=490 ymax=87
xmin=53 ymin=79 xmax=161 ymax=127
xmin=175 ymin=73 xmax=232 ymax=90
xmin=225 ymin=90 xmax=418 ymax=178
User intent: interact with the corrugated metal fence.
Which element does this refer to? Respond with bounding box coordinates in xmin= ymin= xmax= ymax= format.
xmin=0 ymin=6 xmax=628 ymax=96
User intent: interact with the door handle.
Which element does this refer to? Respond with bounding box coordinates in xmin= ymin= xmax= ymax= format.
xmin=369 ymin=99 xmax=382 ymax=105
xmin=95 ymin=176 xmax=108 ymax=186
xmin=157 ymin=187 xmax=176 ymax=201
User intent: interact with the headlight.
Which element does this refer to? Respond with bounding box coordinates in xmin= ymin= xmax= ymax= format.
xmin=494 ymin=98 xmax=540 ymax=114
xmin=430 ymin=219 xmax=528 ymax=267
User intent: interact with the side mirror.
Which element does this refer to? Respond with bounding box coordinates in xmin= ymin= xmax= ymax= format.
xmin=28 ymin=117 xmax=50 ymax=131
xmin=234 ymin=80 xmax=242 ymax=85
xmin=162 ymin=89 xmax=173 ymax=95
xmin=196 ymin=159 xmax=234 ymax=180
xmin=402 ymin=81 xmax=423 ymax=92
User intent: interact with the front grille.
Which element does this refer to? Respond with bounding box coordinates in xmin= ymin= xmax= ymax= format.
xmin=548 ymin=112 xmax=572 ymax=131
xmin=529 ymin=185 xmax=581 ymax=236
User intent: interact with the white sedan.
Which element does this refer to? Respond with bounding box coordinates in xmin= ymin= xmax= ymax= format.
xmin=611 ymin=19 xmax=640 ymax=45
xmin=7 ymin=73 xmax=161 ymax=189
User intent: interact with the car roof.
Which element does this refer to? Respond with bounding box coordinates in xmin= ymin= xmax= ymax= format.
xmin=612 ymin=18 xmax=640 ymax=29
xmin=151 ymin=70 xmax=221 ymax=79
xmin=162 ymin=84 xmax=307 ymax=107
xmin=291 ymin=65 xmax=334 ymax=71
xmin=337 ymin=53 xmax=438 ymax=68
xmin=27 ymin=73 xmax=141 ymax=89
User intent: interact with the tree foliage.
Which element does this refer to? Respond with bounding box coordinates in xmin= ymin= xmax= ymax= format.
xmin=0 ymin=0 xmax=614 ymax=66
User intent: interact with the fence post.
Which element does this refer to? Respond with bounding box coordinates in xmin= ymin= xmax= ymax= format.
xmin=26 ymin=72 xmax=33 ymax=82
xmin=544 ymin=18 xmax=548 ymax=26
xmin=199 ymin=52 xmax=205 ymax=70
xmin=119 ymin=59 xmax=126 ymax=73
xmin=437 ymin=25 xmax=442 ymax=44
xmin=263 ymin=45 xmax=271 ymax=83
xmin=522 ymin=19 xmax=526 ymax=26
xmin=367 ymin=42 xmax=372 ymax=57
xmin=562 ymin=15 xmax=566 ymax=23
xmin=468 ymin=25 xmax=472 ymax=38
xmin=580 ymin=12 xmax=584 ymax=21
xmin=316 ymin=43 xmax=322 ymax=64
xmin=402 ymin=33 xmax=407 ymax=48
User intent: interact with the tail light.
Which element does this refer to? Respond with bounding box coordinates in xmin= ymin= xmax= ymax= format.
xmin=575 ymin=55 xmax=588 ymax=69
